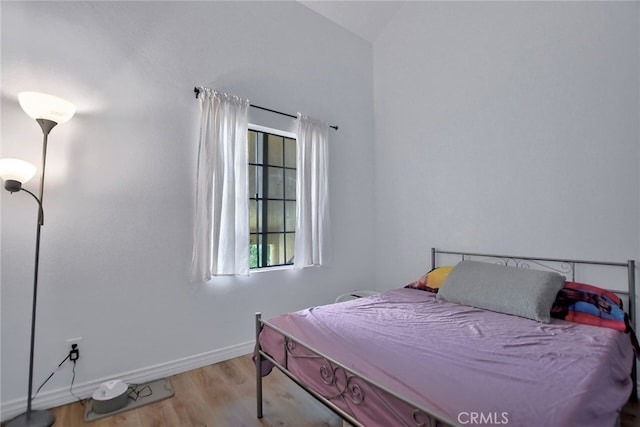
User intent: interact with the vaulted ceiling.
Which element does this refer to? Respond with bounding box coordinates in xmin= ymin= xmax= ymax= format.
xmin=298 ymin=1 xmax=405 ymax=43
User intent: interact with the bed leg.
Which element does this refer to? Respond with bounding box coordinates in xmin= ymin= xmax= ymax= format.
xmin=629 ymin=260 xmax=637 ymax=401
xmin=632 ymin=358 xmax=638 ymax=401
xmin=255 ymin=312 xmax=264 ymax=418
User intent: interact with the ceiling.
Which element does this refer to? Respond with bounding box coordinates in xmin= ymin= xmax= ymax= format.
xmin=298 ymin=1 xmax=405 ymax=43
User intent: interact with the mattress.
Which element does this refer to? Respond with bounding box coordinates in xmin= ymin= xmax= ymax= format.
xmin=258 ymin=288 xmax=634 ymax=427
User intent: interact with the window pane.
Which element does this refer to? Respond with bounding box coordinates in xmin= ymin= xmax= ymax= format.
xmin=267 ymin=167 xmax=283 ymax=199
xmin=267 ymin=234 xmax=285 ymax=265
xmin=284 ymin=138 xmax=296 ymax=168
xmin=248 ymin=131 xmax=257 ymax=164
xmin=250 ymin=234 xmax=261 ymax=268
xmin=285 ymin=233 xmax=295 ymax=265
xmin=249 ymin=165 xmax=258 ymax=199
xmin=256 ymin=132 xmax=264 ymax=163
xmin=250 ymin=200 xmax=262 ymax=234
xmin=267 ymin=134 xmax=283 ymax=166
xmin=284 ymin=169 xmax=296 ymax=200
xmin=285 ymin=201 xmax=296 ymax=232
xmin=267 ymin=200 xmax=284 ymax=232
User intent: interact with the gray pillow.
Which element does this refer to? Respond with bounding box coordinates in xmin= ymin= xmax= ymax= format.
xmin=436 ymin=260 xmax=565 ymax=323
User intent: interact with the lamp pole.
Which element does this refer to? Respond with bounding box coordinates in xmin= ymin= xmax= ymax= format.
xmin=24 ymin=189 xmax=44 ymax=421
xmin=2 ymin=177 xmax=51 ymax=427
xmin=16 ymin=122 xmax=56 ymax=427
xmin=23 ymin=120 xmax=56 ymax=423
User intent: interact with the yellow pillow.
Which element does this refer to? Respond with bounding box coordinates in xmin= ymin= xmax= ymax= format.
xmin=425 ymin=266 xmax=454 ymax=289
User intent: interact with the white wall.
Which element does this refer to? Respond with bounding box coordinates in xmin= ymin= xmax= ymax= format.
xmin=0 ymin=1 xmax=375 ymax=415
xmin=373 ymin=2 xmax=640 ymax=296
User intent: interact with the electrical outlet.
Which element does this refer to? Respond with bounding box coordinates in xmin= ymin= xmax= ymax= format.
xmin=66 ymin=338 xmax=81 ymax=362
xmin=69 ymin=344 xmax=80 ymax=362
xmin=67 ymin=337 xmax=82 ymax=361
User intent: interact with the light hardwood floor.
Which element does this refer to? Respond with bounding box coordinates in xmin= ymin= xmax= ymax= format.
xmin=48 ymin=355 xmax=341 ymax=427
xmin=8 ymin=354 xmax=639 ymax=426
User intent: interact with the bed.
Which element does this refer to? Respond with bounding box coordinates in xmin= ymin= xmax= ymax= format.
xmin=255 ymin=249 xmax=638 ymax=426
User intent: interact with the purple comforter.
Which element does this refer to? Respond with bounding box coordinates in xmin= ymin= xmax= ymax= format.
xmin=259 ymin=288 xmax=634 ymax=427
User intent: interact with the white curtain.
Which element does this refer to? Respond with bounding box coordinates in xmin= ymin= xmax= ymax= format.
xmin=294 ymin=114 xmax=330 ymax=268
xmin=191 ymin=88 xmax=250 ymax=280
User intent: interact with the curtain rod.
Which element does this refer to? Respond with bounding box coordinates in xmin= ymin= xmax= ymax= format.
xmin=193 ymin=87 xmax=338 ymax=131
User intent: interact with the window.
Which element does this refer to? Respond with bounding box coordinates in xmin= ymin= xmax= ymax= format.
xmin=248 ymin=128 xmax=296 ymax=269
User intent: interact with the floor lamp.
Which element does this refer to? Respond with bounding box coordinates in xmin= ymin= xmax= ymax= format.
xmin=1 ymin=92 xmax=75 ymax=427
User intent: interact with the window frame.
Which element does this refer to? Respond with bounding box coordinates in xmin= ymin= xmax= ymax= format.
xmin=248 ymin=124 xmax=297 ymax=271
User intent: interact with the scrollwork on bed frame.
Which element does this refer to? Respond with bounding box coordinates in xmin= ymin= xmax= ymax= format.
xmin=291 ymin=338 xmax=367 ymax=408
xmin=256 ymin=315 xmax=452 ymax=427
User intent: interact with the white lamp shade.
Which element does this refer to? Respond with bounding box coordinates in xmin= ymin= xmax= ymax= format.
xmin=0 ymin=158 xmax=37 ymax=184
xmin=18 ymin=92 xmax=76 ymax=124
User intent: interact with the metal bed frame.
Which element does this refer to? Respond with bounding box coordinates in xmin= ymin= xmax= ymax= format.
xmin=254 ymin=248 xmax=638 ymax=426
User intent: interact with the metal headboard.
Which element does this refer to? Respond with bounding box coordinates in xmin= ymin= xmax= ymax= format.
xmin=431 ymin=248 xmax=637 ymax=401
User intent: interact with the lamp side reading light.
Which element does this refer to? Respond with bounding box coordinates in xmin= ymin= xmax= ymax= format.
xmin=0 ymin=158 xmax=37 ymax=192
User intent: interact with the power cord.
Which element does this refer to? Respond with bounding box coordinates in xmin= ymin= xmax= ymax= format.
xmin=32 ymin=353 xmax=71 ymax=400
xmin=33 ymin=345 xmax=152 ymax=407
xmin=127 ymin=383 xmax=153 ymax=401
xmin=33 ymin=344 xmax=81 ymax=403
xmin=69 ymin=359 xmax=86 ymax=405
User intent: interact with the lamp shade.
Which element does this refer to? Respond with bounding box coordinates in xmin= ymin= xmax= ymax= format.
xmin=18 ymin=92 xmax=75 ymax=124
xmin=0 ymin=158 xmax=37 ymax=184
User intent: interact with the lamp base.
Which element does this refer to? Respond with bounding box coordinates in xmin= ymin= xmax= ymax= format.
xmin=6 ymin=410 xmax=55 ymax=427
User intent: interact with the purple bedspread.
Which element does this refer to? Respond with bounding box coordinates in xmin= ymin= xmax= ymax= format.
xmin=259 ymin=288 xmax=634 ymax=427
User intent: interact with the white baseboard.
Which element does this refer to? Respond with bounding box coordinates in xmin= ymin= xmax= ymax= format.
xmin=0 ymin=340 xmax=254 ymax=422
